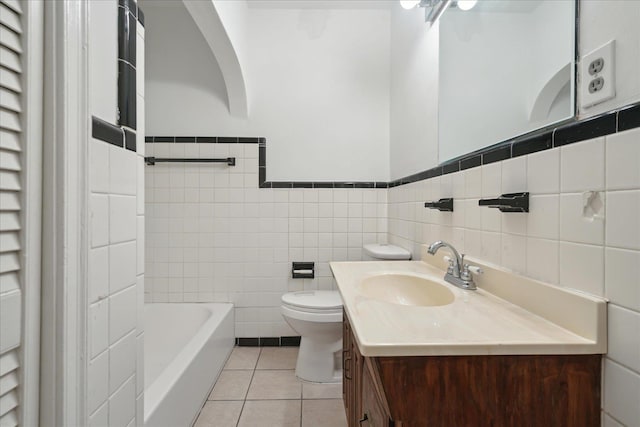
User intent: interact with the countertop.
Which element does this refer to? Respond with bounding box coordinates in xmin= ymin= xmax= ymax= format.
xmin=330 ymin=253 xmax=607 ymax=357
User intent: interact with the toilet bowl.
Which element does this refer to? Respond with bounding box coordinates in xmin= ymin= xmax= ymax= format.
xmin=281 ymin=291 xmax=343 ymax=383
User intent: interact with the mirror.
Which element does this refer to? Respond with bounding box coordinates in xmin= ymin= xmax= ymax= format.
xmin=438 ymin=0 xmax=575 ymax=162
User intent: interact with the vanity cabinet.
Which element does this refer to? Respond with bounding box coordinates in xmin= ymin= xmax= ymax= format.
xmin=342 ymin=312 xmax=601 ymax=427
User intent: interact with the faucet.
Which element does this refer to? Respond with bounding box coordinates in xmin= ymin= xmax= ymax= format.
xmin=427 ymin=241 xmax=481 ymax=290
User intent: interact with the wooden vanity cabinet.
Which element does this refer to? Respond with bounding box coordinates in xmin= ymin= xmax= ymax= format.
xmin=342 ymin=312 xmax=601 ymax=427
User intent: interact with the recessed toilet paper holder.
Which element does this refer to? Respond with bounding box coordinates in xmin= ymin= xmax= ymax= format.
xmin=292 ymin=262 xmax=315 ymax=279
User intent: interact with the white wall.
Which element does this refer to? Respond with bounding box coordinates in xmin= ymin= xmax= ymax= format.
xmin=579 ymin=0 xmax=640 ymax=117
xmin=87 ymin=1 xmax=145 ymax=425
xmin=144 ymin=2 xmax=234 ymax=135
xmin=389 ymin=4 xmax=440 ymax=180
xmin=212 ymin=0 xmax=250 ymax=110
xmin=144 ymin=2 xmax=391 ymax=181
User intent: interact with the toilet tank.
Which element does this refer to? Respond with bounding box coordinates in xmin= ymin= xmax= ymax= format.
xmin=363 ymin=244 xmax=412 ymax=261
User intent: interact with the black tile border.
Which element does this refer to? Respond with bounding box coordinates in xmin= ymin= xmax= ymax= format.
xmin=482 ymin=145 xmax=511 ymax=165
xmin=144 ymin=100 xmax=640 ymax=190
xmin=92 ymin=116 xmax=124 ymax=147
xmin=117 ymin=59 xmax=137 ymax=130
xmin=124 ymin=128 xmax=136 ymax=152
xmin=281 ymin=336 xmax=302 ymax=346
xmin=554 ymin=112 xmax=616 ymax=147
xmin=235 ymin=336 xmax=301 ymax=347
xmin=137 ymin=7 xmax=145 ymax=27
xmin=119 ymin=0 xmax=144 ymax=27
xmin=617 ymin=103 xmax=640 ymax=132
xmin=236 ymin=337 xmax=259 ymax=346
xmin=118 ymin=4 xmax=136 ymax=67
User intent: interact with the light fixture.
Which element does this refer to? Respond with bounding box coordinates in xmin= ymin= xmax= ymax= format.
xmin=400 ymin=0 xmax=421 ymax=9
xmin=399 ymin=0 xmax=454 ymax=25
xmin=456 ymin=0 xmax=478 ymax=11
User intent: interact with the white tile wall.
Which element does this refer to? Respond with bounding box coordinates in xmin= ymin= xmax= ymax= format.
xmin=86 ymin=2 xmax=145 ymax=424
xmin=605 ymin=248 xmax=640 ymax=312
xmin=145 ymin=142 xmax=388 ymax=337
xmin=88 ymin=351 xmax=109 ymax=415
xmin=606 ymin=128 xmax=640 ymax=190
xmin=387 ymin=129 xmax=640 ymax=426
xmin=604 ymin=360 xmax=640 ymax=427
xmin=560 ymin=137 xmax=605 ymax=192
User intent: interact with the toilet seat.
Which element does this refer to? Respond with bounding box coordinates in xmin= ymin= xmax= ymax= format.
xmin=282 ymin=290 xmax=342 ymax=310
xmin=281 ymin=291 xmax=343 ymax=323
xmin=281 ymin=304 xmax=342 ymax=323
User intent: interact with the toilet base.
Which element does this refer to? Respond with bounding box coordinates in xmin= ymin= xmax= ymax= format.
xmin=296 ymin=336 xmax=342 ymax=383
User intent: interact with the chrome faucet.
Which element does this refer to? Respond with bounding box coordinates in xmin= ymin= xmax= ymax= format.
xmin=427 ymin=241 xmax=481 ymax=290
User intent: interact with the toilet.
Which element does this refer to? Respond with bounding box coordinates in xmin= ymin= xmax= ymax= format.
xmin=280 ymin=244 xmax=411 ymax=383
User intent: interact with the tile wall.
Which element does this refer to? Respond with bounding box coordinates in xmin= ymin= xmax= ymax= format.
xmin=144 ymin=142 xmax=388 ymax=337
xmin=387 ymin=127 xmax=640 ymax=426
xmin=86 ymin=1 xmax=145 ymax=425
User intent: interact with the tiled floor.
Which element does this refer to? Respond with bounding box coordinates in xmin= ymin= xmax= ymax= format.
xmin=194 ymin=346 xmax=348 ymax=427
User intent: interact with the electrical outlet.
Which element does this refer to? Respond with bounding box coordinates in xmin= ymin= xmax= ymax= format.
xmin=589 ymin=77 xmax=604 ymax=93
xmin=588 ymin=58 xmax=604 ymax=75
xmin=580 ymin=40 xmax=615 ymax=109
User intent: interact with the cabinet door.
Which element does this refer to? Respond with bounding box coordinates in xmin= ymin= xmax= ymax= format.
xmin=343 ymin=314 xmax=353 ymax=419
xmin=360 ymin=361 xmax=393 ymax=427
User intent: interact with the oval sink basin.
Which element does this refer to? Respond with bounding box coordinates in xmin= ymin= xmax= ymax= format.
xmin=359 ymin=274 xmax=455 ymax=307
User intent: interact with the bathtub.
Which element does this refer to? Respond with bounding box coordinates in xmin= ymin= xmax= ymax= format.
xmin=144 ymin=303 xmax=234 ymax=427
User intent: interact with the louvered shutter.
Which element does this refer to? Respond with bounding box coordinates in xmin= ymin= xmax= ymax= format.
xmin=0 ymin=0 xmax=25 ymax=425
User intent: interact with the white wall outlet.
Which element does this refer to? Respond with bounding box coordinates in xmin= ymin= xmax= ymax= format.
xmin=580 ymin=40 xmax=616 ymax=109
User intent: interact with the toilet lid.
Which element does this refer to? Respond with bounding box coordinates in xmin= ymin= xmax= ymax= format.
xmin=281 ymin=290 xmax=343 ymax=310
xmin=363 ymin=243 xmax=411 ymax=260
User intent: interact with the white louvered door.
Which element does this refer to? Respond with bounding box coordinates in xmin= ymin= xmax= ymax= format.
xmin=0 ymin=0 xmax=42 ymax=425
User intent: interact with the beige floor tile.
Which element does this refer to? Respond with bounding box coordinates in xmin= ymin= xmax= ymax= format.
xmin=246 ymin=370 xmax=302 ymax=400
xmin=302 ymin=399 xmax=348 ymax=427
xmin=208 ymin=370 xmax=253 ymax=401
xmin=237 ymin=400 xmax=301 ymax=427
xmin=256 ymin=347 xmax=299 ymax=370
xmin=302 ymin=382 xmax=343 ymax=399
xmin=194 ymin=401 xmax=244 ymax=427
xmin=224 ymin=346 xmax=261 ymax=370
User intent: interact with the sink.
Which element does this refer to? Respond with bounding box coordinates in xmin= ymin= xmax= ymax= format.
xmin=359 ymin=273 xmax=455 ymax=307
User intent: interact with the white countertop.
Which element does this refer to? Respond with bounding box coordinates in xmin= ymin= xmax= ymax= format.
xmin=330 ymin=253 xmax=607 ymax=357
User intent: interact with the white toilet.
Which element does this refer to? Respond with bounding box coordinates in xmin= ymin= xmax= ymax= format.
xmin=281 ymin=244 xmax=411 ymax=383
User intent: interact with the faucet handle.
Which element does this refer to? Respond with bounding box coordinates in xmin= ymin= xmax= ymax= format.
xmin=466 ymin=265 xmax=483 ymax=275
xmin=461 ymin=263 xmax=482 ymax=281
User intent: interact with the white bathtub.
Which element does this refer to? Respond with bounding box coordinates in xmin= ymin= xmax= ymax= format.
xmin=144 ymin=303 xmax=234 ymax=427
